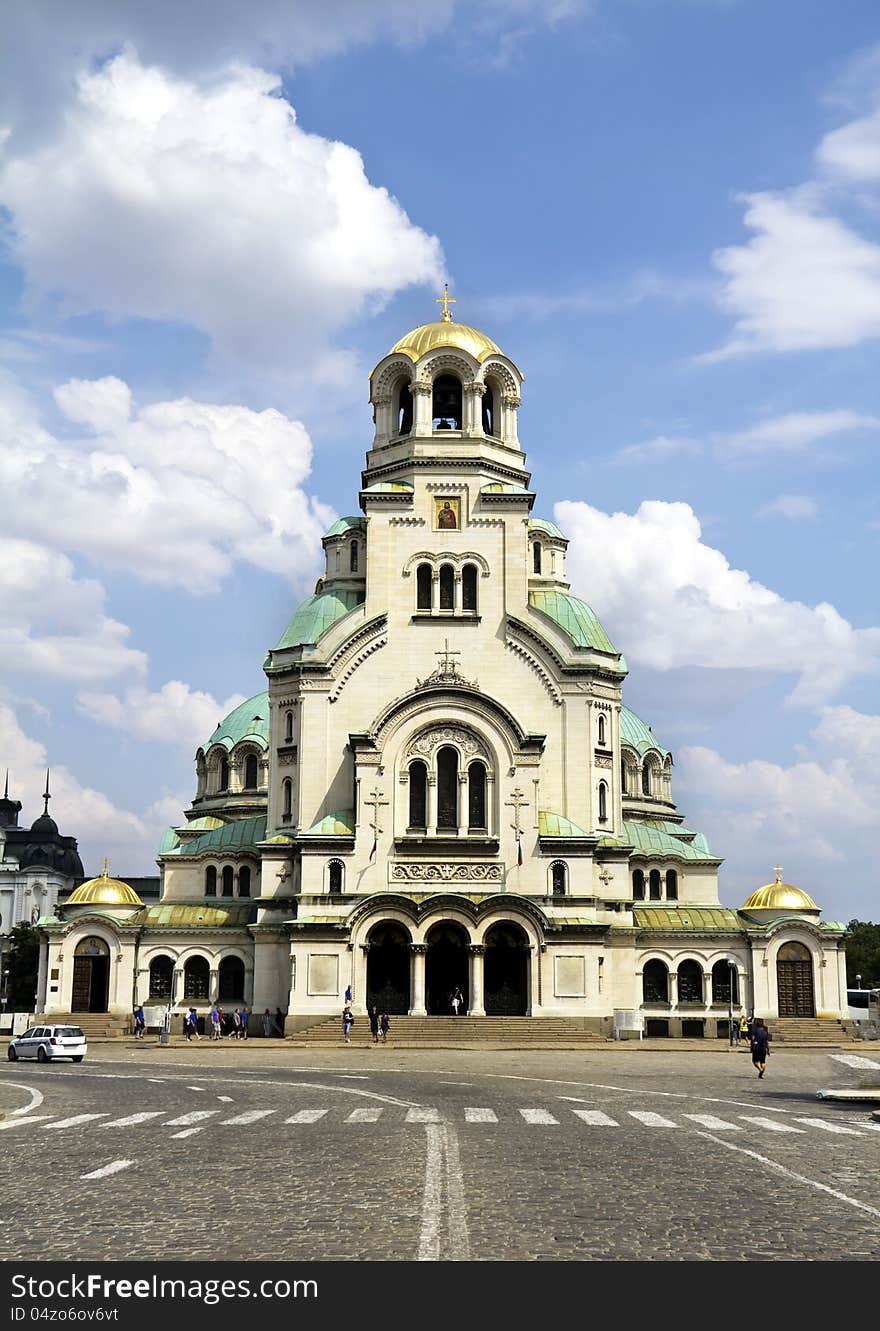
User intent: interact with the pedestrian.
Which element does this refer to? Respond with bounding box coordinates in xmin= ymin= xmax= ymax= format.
xmin=342 ymin=1004 xmax=354 ymax=1044
xmin=231 ymin=1007 xmax=242 ymax=1039
xmin=369 ymin=1006 xmax=379 ymax=1044
xmin=210 ymin=1002 xmax=222 ymax=1041
xmin=185 ymin=1006 xmax=200 ymax=1041
xmin=451 ymin=986 xmax=462 ymax=1016
xmin=738 ymin=1013 xmax=750 ymax=1046
xmin=240 ymin=1004 xmax=248 ymax=1040
xmin=379 ymin=1011 xmax=390 ymax=1044
xmin=133 ymin=1005 xmax=146 ymax=1039
xmin=345 ymin=983 xmax=353 ymax=1004
xmin=750 ymin=1018 xmax=770 ymax=1078
xmin=274 ymin=1006 xmax=285 ymax=1038
xmin=262 ymin=1008 xmax=272 ymax=1038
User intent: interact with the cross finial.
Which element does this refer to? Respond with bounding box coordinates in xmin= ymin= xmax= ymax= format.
xmin=505 ymin=787 xmax=529 ymax=836
xmin=436 ymin=282 xmax=456 ymax=323
xmin=102 ymin=857 xmax=110 ymax=878
xmin=436 ymin=638 xmax=461 ymax=672
xmin=3 ymin=770 xmax=7 ymax=800
xmin=773 ymin=864 xmax=783 ymax=883
xmin=42 ymin=767 xmax=51 ymax=816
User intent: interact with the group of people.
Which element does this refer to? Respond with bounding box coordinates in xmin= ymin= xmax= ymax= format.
xmin=734 ymin=1013 xmax=772 ymax=1077
xmin=179 ymin=1004 xmax=285 ymax=1040
xmin=341 ymin=985 xmax=390 ymax=1045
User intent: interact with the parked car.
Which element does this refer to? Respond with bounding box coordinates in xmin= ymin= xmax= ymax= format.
xmin=7 ymin=1025 xmax=87 ymax=1063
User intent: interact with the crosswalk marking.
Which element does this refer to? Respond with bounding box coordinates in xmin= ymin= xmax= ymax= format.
xmin=738 ymin=1115 xmax=805 ymax=1134
xmin=830 ymin=1054 xmax=880 ymax=1069
xmin=164 ymin=1110 xmax=220 ymax=1127
xmin=572 ymin=1109 xmax=619 ymax=1127
xmin=102 ymin=1111 xmax=165 ymax=1128
xmin=346 ymin=1108 xmax=383 ymax=1123
xmin=405 ymin=1107 xmax=440 ymax=1123
xmin=684 ymin=1114 xmax=740 ymax=1131
xmin=285 ymin=1109 xmax=329 ymax=1124
xmin=464 ymin=1108 xmax=498 ymax=1123
xmin=0 ymin=1116 xmax=52 ymax=1130
xmin=170 ymin=1127 xmax=205 ymax=1139
xmin=221 ymin=1109 xmax=275 ymax=1125
xmin=628 ymin=1111 xmax=677 ymax=1128
xmin=519 ymin=1109 xmax=558 ymax=1124
xmin=80 ymin=1160 xmax=133 ymax=1180
xmin=45 ymin=1113 xmax=109 ymax=1129
xmin=794 ymin=1117 xmax=863 ymax=1136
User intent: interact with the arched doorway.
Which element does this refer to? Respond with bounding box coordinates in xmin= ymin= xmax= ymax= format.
xmin=425 ymin=921 xmax=469 ymax=1014
xmin=366 ymin=922 xmax=411 ymax=1014
xmin=776 ymin=941 xmax=815 ymax=1016
xmin=71 ymin=936 xmax=110 ymax=1013
xmin=484 ymin=922 xmax=529 ymax=1015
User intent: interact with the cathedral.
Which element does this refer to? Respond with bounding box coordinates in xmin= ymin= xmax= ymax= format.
xmin=34 ymin=303 xmax=849 ymax=1035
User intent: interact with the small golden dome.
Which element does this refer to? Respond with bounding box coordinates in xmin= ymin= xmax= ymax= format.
xmin=389 ymin=321 xmax=503 ymax=365
xmin=742 ymin=866 xmax=818 ymax=912
xmin=67 ymin=859 xmax=143 ymax=908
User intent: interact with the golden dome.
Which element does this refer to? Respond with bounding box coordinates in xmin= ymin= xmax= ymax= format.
xmin=67 ymin=860 xmax=143 ymax=908
xmin=742 ymin=866 xmax=818 ymax=912
xmin=389 ymin=320 xmax=503 ymax=365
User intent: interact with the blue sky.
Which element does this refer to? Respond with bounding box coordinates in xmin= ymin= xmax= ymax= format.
xmin=1 ymin=0 xmax=878 ymax=921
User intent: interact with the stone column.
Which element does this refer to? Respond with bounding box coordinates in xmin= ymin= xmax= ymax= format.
xmin=426 ymin=773 xmax=437 ymax=835
xmin=528 ymin=944 xmax=540 ymax=1016
xmin=412 ymin=381 xmax=432 ymax=434
xmin=209 ymin=968 xmax=219 ymax=1003
xmin=410 ymin=944 xmax=427 ymax=1016
xmin=245 ymin=966 xmax=255 ymax=1008
xmin=431 ymin=571 xmax=440 ymax=615
xmin=463 ymin=382 xmax=484 ymax=436
xmin=468 ymin=945 xmax=486 ymax=1016
xmin=454 ymin=572 xmax=463 ymax=613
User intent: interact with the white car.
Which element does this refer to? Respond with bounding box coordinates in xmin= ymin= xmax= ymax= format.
xmin=7 ymin=1025 xmax=87 ymax=1063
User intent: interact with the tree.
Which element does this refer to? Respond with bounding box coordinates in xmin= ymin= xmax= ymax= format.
xmin=3 ymin=922 xmax=40 ymax=1012
xmin=843 ymin=920 xmax=880 ymax=988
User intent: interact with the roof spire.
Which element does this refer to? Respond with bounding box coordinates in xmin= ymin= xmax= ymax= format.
xmin=42 ymin=768 xmax=51 ymax=817
xmin=773 ymin=864 xmax=783 ymax=883
xmin=102 ymin=857 xmax=110 ymax=878
xmin=3 ymin=770 xmax=8 ymax=799
xmin=435 ymin=282 xmax=456 ymax=323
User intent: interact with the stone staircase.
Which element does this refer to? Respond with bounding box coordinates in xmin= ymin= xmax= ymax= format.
xmin=289 ymin=1015 xmax=608 ymax=1048
xmin=47 ymin=1013 xmax=131 ymax=1038
xmin=769 ymin=1017 xmax=854 ymax=1045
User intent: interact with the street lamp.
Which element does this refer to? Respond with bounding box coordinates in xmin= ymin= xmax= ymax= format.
xmin=1 ymin=966 xmax=9 ymax=1015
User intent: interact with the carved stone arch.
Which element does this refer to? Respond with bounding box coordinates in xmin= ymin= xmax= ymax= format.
xmin=370 ymin=355 xmax=415 ymax=402
xmin=402 ymin=550 xmax=491 ymax=578
xmin=404 ymin=723 xmax=491 ymax=764
xmin=414 ymin=351 xmax=476 ymax=387
xmin=372 ymin=686 xmax=533 ymax=764
xmin=479 ymin=359 xmax=518 ymax=396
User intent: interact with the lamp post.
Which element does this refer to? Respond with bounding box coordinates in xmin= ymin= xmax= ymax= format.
xmin=728 ymin=960 xmax=737 ymax=1049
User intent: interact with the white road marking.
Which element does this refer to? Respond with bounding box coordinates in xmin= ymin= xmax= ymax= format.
xmin=45 ymin=1113 xmax=109 ymax=1129
xmin=464 ymin=1108 xmax=498 ymax=1123
xmin=492 ymin=1076 xmax=792 ymax=1114
xmin=337 ymin=1075 xmax=369 ymax=1080
xmin=738 ymin=1115 xmax=805 ymax=1134
xmin=221 ymin=1109 xmax=275 ymax=1125
xmin=164 ymin=1110 xmax=219 ymax=1126
xmin=417 ymin=1124 xmax=443 ymax=1261
xmin=0 ymin=1115 xmax=52 ymax=1130
xmin=628 ymin=1111 xmax=677 ymax=1128
xmin=102 ymin=1111 xmax=165 ymax=1128
xmin=217 ymin=1096 xmax=233 ymax=1102
xmin=285 ymin=1109 xmax=329 ymax=1123
xmin=519 ymin=1109 xmax=558 ymax=1125
xmin=187 ymin=1086 xmax=205 ymax=1092
xmin=572 ymin=1110 xmax=619 ymax=1127
xmin=80 ymin=1160 xmax=134 ymax=1180
xmin=443 ymin=1123 xmax=470 ymax=1261
xmin=346 ymin=1107 xmax=382 ymax=1122
xmin=829 ymin=1054 xmax=880 ymax=1069
xmin=4 ymin=1083 xmax=45 ymax=1116
xmin=147 ymin=1079 xmax=166 ymax=1084
xmin=794 ymin=1117 xmax=863 ymax=1135
xmin=170 ymin=1128 xmax=205 ymax=1139
xmin=407 ymin=1107 xmax=441 ymax=1123
xmin=684 ymin=1114 xmax=740 ymax=1131
xmin=692 ymin=1129 xmax=880 ymax=1220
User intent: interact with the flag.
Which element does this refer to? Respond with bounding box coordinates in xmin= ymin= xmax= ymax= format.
xmin=370 ymin=826 xmax=377 ymax=861
xmin=517 ymin=835 xmax=523 ymax=867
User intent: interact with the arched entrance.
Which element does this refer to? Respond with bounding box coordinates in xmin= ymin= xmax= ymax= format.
xmin=776 ymin=941 xmax=815 ymax=1016
xmin=484 ymin=922 xmax=529 ymax=1015
xmin=366 ymin=922 xmax=411 ymax=1014
xmin=71 ymin=936 xmax=110 ymax=1013
xmin=425 ymin=921 xmax=469 ymax=1014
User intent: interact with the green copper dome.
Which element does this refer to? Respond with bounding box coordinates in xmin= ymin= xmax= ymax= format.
xmin=274 ymin=587 xmax=365 ymax=651
xmin=204 ymin=692 xmax=269 ymax=752
xmin=619 ymin=706 xmax=669 ymax=757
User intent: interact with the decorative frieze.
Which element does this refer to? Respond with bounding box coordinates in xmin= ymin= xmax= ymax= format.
xmin=390 ymin=863 xmax=503 ymax=883
xmin=405 ymin=725 xmax=489 ymax=761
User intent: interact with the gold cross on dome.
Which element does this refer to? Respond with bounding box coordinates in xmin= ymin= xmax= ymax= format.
xmin=773 ymin=864 xmax=783 ymax=883
xmin=102 ymin=857 xmax=110 ymax=878
xmin=436 ymin=283 xmax=456 ymax=322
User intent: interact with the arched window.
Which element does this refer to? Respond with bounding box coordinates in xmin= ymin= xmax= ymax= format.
xmin=350 ymin=540 xmax=359 ymax=573
xmin=408 ymin=761 xmax=427 ymax=830
xmin=437 ymin=746 xmax=458 ymax=830
xmin=620 ymin=760 xmax=628 ymax=794
xmin=551 ymin=862 xmax=567 ymax=895
xmin=632 ymin=869 xmax=645 ymax=901
xmin=218 ymin=956 xmax=244 ymax=1001
xmin=219 ymin=754 xmax=229 ymax=792
xmin=239 ymin=865 xmax=251 ymax=898
xmin=397 ymin=382 xmax=413 ymax=435
xmin=285 ymin=710 xmax=294 ymax=742
xmin=468 ymin=761 xmax=486 ymax=830
xmin=439 ymin=563 xmax=455 ymax=611
xmin=244 ymin=754 xmax=258 ymax=789
xmin=416 ymin=563 xmax=432 ymax=611
xmin=183 ymin=956 xmax=209 ymax=1001
xmin=282 ymin=778 xmax=292 ymax=821
xmin=432 ymin=374 xmax=462 ymax=430
xmin=148 ymin=955 xmax=173 ymax=999
xmin=712 ymin=959 xmax=738 ymax=1005
xmin=533 ymin=542 xmax=542 ymax=575
xmin=677 ymin=959 xmax=703 ymax=1004
xmin=665 ymin=869 xmax=678 ymax=901
xmin=328 ymin=861 xmax=343 ymax=893
xmin=222 ymin=865 xmax=234 ymax=898
xmin=462 ymin=563 xmax=478 ymax=613
xmin=598 ymin=782 xmax=608 ymax=823
xmin=649 ymin=868 xmax=661 ymax=900
xmin=642 ymin=763 xmax=651 ymax=797
xmin=482 ymin=384 xmax=495 ymax=435
xmin=598 ymin=714 xmax=606 ymax=746
xmin=205 ymin=866 xmax=217 ymax=896
xmin=642 ymin=959 xmax=668 ymax=1003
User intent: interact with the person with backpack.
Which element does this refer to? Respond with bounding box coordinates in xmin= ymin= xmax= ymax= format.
xmin=133 ymin=1005 xmax=146 ymax=1039
xmin=185 ymin=1007 xmax=200 ymax=1041
xmin=750 ymin=1018 xmax=771 ymax=1078
xmin=379 ymin=1012 xmax=390 ymax=1044
xmin=342 ymin=1004 xmax=354 ymax=1044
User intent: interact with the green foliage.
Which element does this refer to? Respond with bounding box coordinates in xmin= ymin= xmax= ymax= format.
xmin=2 ymin=922 xmax=40 ymax=1011
xmin=843 ymin=920 xmax=880 ymax=988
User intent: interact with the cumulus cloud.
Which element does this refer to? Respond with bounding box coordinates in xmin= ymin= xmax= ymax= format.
xmin=0 ymin=52 xmax=444 ymax=368
xmin=556 ymin=498 xmax=880 ymax=704
xmin=77 ymin=681 xmax=248 ymax=751
xmin=758 ymin=494 xmax=818 ymax=520
xmin=715 ymin=409 xmax=880 ymax=455
xmin=0 ymin=374 xmax=333 ymax=594
xmin=612 ymin=434 xmax=703 ymax=466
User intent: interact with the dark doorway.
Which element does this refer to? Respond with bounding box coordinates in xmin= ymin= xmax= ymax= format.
xmin=425 ymin=921 xmax=469 ymax=1014
xmin=776 ymin=942 xmax=815 ymax=1016
xmin=366 ymin=922 xmax=411 ymax=1014
xmin=483 ymin=922 xmax=529 ymax=1015
xmin=71 ymin=938 xmax=110 ymax=1012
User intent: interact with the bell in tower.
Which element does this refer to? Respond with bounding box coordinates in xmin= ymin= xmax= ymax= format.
xmin=432 ymin=374 xmax=462 ymax=430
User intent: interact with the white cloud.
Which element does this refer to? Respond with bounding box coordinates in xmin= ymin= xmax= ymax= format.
xmin=716 ymin=408 xmax=879 ymax=455
xmin=77 ymin=681 xmax=247 ymax=750
xmin=612 ymin=434 xmax=703 ymax=465
xmin=0 ymin=374 xmax=333 ymax=594
xmin=817 ymin=107 xmax=880 ymax=182
xmin=0 ymin=536 xmax=145 ymax=681
xmin=758 ymin=494 xmax=818 ymax=521
xmin=0 ymin=52 xmax=444 ymax=368
xmin=555 ymin=498 xmax=880 ymax=704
